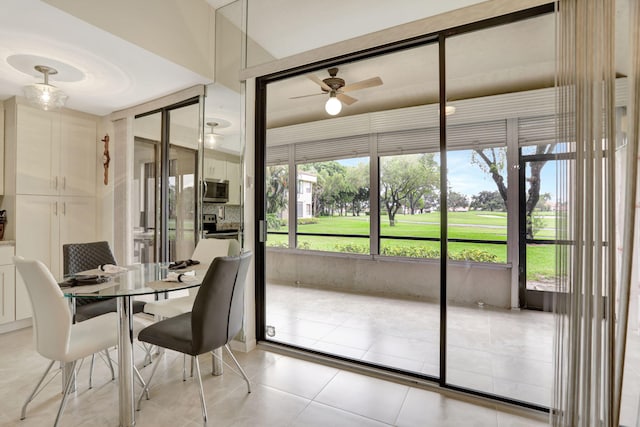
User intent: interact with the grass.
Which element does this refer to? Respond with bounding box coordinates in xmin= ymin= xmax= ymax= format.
xmin=267 ymin=210 xmax=560 ymax=280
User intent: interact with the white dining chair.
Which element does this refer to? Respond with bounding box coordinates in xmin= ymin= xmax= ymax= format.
xmin=143 ymin=238 xmax=239 ymax=318
xmin=14 ymin=256 xmax=145 ymax=427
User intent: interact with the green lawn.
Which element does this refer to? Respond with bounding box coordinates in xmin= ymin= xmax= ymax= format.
xmin=267 ymin=211 xmax=560 ymax=280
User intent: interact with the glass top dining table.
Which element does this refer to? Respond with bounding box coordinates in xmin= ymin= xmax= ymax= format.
xmin=62 ymin=263 xmax=206 ymax=427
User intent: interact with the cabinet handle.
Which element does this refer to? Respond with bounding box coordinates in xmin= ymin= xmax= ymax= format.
xmin=62 ymin=176 xmax=66 ymax=190
xmin=62 ymin=202 xmax=66 ymax=215
xmin=54 ymin=176 xmax=58 ymax=190
xmin=53 ymin=202 xmax=58 ymax=216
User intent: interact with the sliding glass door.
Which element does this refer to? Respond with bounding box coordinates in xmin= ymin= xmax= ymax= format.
xmin=256 ymin=3 xmax=556 ymax=412
xmin=132 ymin=99 xmax=200 ymax=263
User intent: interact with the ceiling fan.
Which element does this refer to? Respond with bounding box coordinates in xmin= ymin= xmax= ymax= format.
xmin=291 ymin=67 xmax=383 ymax=115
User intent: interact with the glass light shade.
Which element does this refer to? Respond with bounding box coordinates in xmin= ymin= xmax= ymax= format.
xmin=24 ymin=83 xmax=68 ymax=111
xmin=325 ymin=96 xmax=342 ymax=115
xmin=204 ymin=133 xmax=217 ymax=149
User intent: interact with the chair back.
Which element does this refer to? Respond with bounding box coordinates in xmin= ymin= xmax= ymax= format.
xmin=188 ymin=239 xmax=234 ymax=297
xmin=190 ymin=251 xmax=252 ymax=353
xmin=14 ymin=256 xmax=72 ymax=361
xmin=63 ymin=241 xmax=117 ymax=275
xmin=191 ymin=239 xmax=232 ymax=266
xmin=228 ymin=251 xmax=252 ymax=341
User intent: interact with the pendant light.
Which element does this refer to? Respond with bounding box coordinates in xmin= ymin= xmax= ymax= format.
xmin=23 ymin=65 xmax=68 ymax=111
xmin=204 ymin=122 xmax=224 ymax=149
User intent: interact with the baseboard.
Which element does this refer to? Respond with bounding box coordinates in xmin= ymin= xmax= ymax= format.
xmin=230 ymin=338 xmax=257 ymax=353
xmin=0 ymin=318 xmax=32 ymax=335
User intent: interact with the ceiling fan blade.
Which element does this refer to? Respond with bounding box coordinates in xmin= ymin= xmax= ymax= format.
xmin=289 ymin=92 xmax=327 ymax=100
xmin=341 ymin=76 xmax=383 ymax=93
xmin=308 ymin=74 xmax=332 ymax=92
xmin=337 ymin=93 xmax=358 ymax=105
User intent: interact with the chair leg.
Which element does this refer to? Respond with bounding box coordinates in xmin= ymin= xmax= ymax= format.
xmin=89 ymin=354 xmax=95 ymax=389
xmin=105 ymin=348 xmax=115 ymax=380
xmin=137 ymin=353 xmax=161 ymax=411
xmin=54 ymin=360 xmax=77 ymax=427
xmin=133 ymin=365 xmax=149 ymax=401
xmin=224 ymin=344 xmax=251 ymax=393
xmin=193 ymin=356 xmax=208 ymax=423
xmin=21 ymin=360 xmax=55 ymax=420
xmin=182 ymin=354 xmax=187 ymax=381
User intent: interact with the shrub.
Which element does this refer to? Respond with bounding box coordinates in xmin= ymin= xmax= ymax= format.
xmin=332 ymin=243 xmax=497 ymax=262
xmin=449 ymin=249 xmax=498 ymax=263
xmin=334 ymin=243 xmax=369 ymax=254
xmin=266 ymin=213 xmax=284 ymax=230
xmin=381 ymin=246 xmax=440 ymax=258
xmin=267 ymin=241 xmax=289 ymax=248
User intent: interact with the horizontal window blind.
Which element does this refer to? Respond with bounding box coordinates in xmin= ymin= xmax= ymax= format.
xmin=518 ymin=115 xmax=556 ymax=146
xmin=294 ymin=135 xmax=370 ymax=163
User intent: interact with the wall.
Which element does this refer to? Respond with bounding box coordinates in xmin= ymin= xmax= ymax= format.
xmin=266 ymin=250 xmax=512 ymax=308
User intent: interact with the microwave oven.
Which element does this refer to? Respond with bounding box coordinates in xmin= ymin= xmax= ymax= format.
xmin=203 ymin=179 xmax=229 ymax=203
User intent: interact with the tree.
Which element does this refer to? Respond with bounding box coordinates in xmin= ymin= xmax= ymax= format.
xmin=406 ymin=155 xmax=440 ymax=214
xmin=448 ymin=190 xmax=469 ymax=211
xmin=472 ymin=144 xmax=556 ymax=238
xmin=380 ymin=154 xmax=439 ymax=226
xmin=345 ymin=162 xmax=369 ymax=216
xmin=469 ymin=190 xmax=505 ymax=211
xmin=266 ymin=165 xmax=288 ymax=215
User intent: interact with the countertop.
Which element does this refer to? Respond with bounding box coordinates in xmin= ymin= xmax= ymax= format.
xmin=0 ymin=240 xmax=15 ymax=246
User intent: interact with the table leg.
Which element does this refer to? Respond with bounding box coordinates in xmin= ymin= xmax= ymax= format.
xmin=117 ymin=296 xmax=135 ymax=427
xmin=63 ymin=298 xmax=77 ymax=393
xmin=211 ymin=347 xmax=223 ymax=376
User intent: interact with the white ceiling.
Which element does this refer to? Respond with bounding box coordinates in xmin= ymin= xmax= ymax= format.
xmin=0 ymin=0 xmax=210 ymax=116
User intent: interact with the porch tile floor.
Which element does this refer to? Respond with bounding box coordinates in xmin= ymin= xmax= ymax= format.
xmin=265 ymin=282 xmax=555 ymax=409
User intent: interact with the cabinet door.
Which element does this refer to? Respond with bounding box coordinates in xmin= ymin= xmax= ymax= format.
xmin=59 ymin=115 xmax=97 ymax=196
xmin=15 ymin=195 xmax=58 ymax=270
xmin=58 ymin=196 xmax=97 ymax=257
xmin=226 ymin=160 xmax=241 ymax=205
xmin=0 ymin=245 xmax=16 ymax=325
xmin=15 ymin=106 xmax=58 ymax=195
xmin=15 ymin=195 xmax=57 ymax=320
xmin=204 ymin=156 xmax=226 ymax=180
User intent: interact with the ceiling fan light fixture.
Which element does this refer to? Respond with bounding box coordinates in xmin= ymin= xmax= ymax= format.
xmin=325 ymin=93 xmax=342 ymax=115
xmin=23 ymin=65 xmax=68 ymax=111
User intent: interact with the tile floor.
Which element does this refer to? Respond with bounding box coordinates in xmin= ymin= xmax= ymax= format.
xmin=0 ymin=321 xmax=548 ymax=426
xmin=266 ymin=282 xmax=555 ymax=408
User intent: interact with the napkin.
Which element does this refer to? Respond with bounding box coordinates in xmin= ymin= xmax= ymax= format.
xmin=163 ymin=270 xmax=197 ymax=282
xmin=98 ymin=264 xmax=128 ymax=274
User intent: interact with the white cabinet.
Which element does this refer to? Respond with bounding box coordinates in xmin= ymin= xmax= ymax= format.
xmin=15 ymin=195 xmax=96 ymax=281
xmin=204 ymin=154 xmax=226 ymax=180
xmin=2 ymin=98 xmax=99 ymax=323
xmin=15 ymin=103 xmax=97 ymax=197
xmin=0 ymin=246 xmax=15 ymax=325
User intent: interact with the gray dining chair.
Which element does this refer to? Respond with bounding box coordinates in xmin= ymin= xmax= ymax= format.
xmin=63 ymin=241 xmax=146 ymax=322
xmin=63 ymin=241 xmax=149 ymax=383
xmin=136 ymin=252 xmax=253 ymax=423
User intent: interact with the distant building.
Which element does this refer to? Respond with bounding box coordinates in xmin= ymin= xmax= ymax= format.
xmin=296 ymin=171 xmax=317 ymax=218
